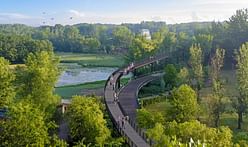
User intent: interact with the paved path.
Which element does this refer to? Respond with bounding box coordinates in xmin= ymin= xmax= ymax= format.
xmin=104 ymin=54 xmax=167 ymax=147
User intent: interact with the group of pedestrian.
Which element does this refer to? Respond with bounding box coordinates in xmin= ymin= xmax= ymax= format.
xmin=118 ymin=115 xmax=129 ymax=129
xmin=123 ymin=62 xmax=134 ymax=75
xmin=109 ymin=76 xmax=116 ymax=90
xmin=113 ymin=92 xmax=119 ymax=104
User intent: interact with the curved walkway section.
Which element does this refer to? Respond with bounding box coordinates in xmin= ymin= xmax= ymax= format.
xmin=118 ymin=74 xmax=162 ymax=120
xmin=104 ymin=55 xmax=167 ymax=147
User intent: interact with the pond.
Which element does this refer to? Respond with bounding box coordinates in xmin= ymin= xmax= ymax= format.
xmin=56 ymin=63 xmax=117 ymax=87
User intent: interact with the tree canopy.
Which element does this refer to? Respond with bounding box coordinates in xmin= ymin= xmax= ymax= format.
xmin=0 ymin=57 xmax=15 ymax=108
xmin=67 ymin=96 xmax=111 ymax=145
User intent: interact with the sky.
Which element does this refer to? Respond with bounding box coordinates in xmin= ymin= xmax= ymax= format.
xmin=0 ymin=0 xmax=248 ymax=26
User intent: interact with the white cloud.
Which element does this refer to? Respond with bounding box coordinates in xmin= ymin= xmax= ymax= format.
xmin=69 ymin=9 xmax=85 ymax=18
xmin=0 ymin=13 xmax=30 ymax=19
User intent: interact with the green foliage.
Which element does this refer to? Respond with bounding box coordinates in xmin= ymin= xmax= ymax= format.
xmin=168 ymin=84 xmax=199 ymax=122
xmin=146 ymin=121 xmax=233 ymax=146
xmin=164 ymin=120 xmax=233 ymax=146
xmin=233 ymin=132 xmax=248 ymax=146
xmin=49 ymin=135 xmax=68 ymax=147
xmin=0 ymin=57 xmax=15 ymax=108
xmin=208 ymin=48 xmax=227 ymax=127
xmin=0 ymin=101 xmax=50 ymax=146
xmin=128 ymin=35 xmax=156 ymax=60
xmin=146 ymin=123 xmax=171 ymax=147
xmin=193 ymin=33 xmax=213 ymax=64
xmin=67 ymin=96 xmax=111 ymax=145
xmin=112 ymin=26 xmax=133 ymax=48
xmin=189 ymin=44 xmax=203 ymax=94
xmin=177 ymin=67 xmax=189 ymax=85
xmin=175 ymin=32 xmax=192 ymax=64
xmin=235 ymin=42 xmax=248 ymax=129
xmin=164 ymin=64 xmax=178 ymax=89
xmin=0 ymin=34 xmax=53 ymax=63
xmin=160 ymin=32 xmax=176 ymax=53
xmin=136 ymin=108 xmax=164 ymax=129
xmin=152 ymin=27 xmax=168 ymax=46
xmin=227 ymin=9 xmax=248 ymax=49
xmin=140 ymin=96 xmax=166 ymax=108
xmin=18 ymin=51 xmax=60 ymax=117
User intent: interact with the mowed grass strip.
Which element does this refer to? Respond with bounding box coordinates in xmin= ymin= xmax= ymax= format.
xmin=55 ymin=80 xmax=106 ymax=99
xmin=56 ymin=52 xmax=124 ymax=67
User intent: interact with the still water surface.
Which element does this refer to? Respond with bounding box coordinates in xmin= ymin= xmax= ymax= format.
xmin=56 ymin=63 xmax=116 ymax=87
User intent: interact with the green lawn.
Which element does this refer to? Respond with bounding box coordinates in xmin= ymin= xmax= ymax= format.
xmin=55 ymin=80 xmax=106 ymax=99
xmin=56 ymin=52 xmax=124 ymax=67
xmin=144 ymin=100 xmax=170 ymax=117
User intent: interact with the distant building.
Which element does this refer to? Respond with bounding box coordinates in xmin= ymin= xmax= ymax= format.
xmin=141 ymin=29 xmax=151 ymax=40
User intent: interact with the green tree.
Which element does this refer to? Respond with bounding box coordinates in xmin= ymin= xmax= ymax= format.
xmin=112 ymin=26 xmax=133 ymax=49
xmin=146 ymin=123 xmax=170 ymax=147
xmin=67 ymin=96 xmax=110 ymax=145
xmin=19 ymin=51 xmax=60 ymax=117
xmin=0 ymin=57 xmax=15 ymax=108
xmin=168 ymin=84 xmax=199 ymax=122
xmin=164 ymin=120 xmax=233 ymax=146
xmin=208 ymin=48 xmax=226 ymax=127
xmin=152 ymin=27 xmax=168 ymax=47
xmin=126 ymin=35 xmax=156 ymax=62
xmin=136 ymin=108 xmax=164 ymax=129
xmin=177 ymin=67 xmax=189 ymax=85
xmin=189 ymin=44 xmax=203 ymax=99
xmin=235 ymin=42 xmax=248 ymax=129
xmin=0 ymin=101 xmax=50 ymax=146
xmin=193 ymin=34 xmax=213 ymax=64
xmin=164 ymin=64 xmax=178 ymax=89
xmin=160 ymin=32 xmax=176 ymax=54
xmin=175 ymin=32 xmax=192 ymax=64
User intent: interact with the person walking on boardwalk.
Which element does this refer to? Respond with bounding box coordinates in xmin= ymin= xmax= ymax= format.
xmin=113 ymin=92 xmax=118 ymax=104
xmin=110 ymin=76 xmax=113 ymax=85
xmin=125 ymin=115 xmax=129 ymax=122
xmin=112 ymin=82 xmax=116 ymax=90
xmin=121 ymin=116 xmax=125 ymax=129
xmin=118 ymin=116 xmax=122 ymax=130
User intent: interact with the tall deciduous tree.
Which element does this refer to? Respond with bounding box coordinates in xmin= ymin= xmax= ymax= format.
xmin=168 ymin=84 xmax=199 ymax=123
xmin=189 ymin=44 xmax=203 ymax=99
xmin=209 ymin=48 xmax=226 ymax=127
xmin=164 ymin=64 xmax=178 ymax=90
xmin=0 ymin=57 xmax=15 ymax=108
xmin=67 ymin=96 xmax=110 ymax=145
xmin=193 ymin=34 xmax=213 ymax=64
xmin=19 ymin=51 xmax=60 ymax=117
xmin=235 ymin=42 xmax=248 ymax=129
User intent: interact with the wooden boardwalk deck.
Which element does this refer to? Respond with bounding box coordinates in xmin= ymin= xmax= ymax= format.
xmin=104 ymin=54 xmax=167 ymax=147
xmin=118 ymin=75 xmax=161 ymax=120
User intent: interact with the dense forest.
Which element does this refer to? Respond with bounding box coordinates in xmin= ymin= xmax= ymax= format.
xmin=1 ymin=8 xmax=248 ymax=146
xmin=1 ymin=9 xmax=248 ymax=69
